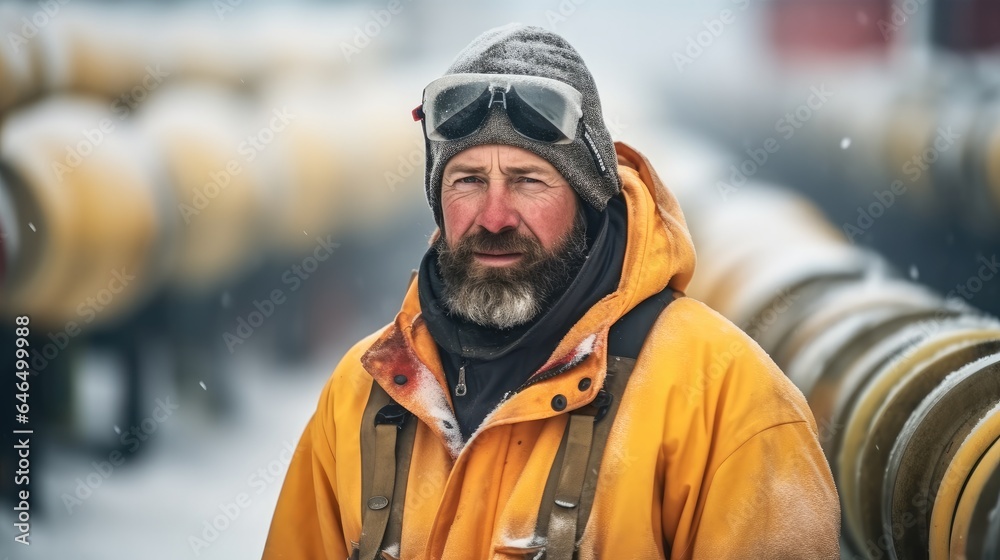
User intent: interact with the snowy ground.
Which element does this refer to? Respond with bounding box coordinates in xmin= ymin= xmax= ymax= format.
xmin=1 ymin=353 xmax=334 ymax=560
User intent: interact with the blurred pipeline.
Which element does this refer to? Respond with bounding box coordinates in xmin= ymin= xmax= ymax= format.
xmin=645 ymin=8 xmax=1000 ymax=552
xmin=661 ymin=0 xmax=1000 ymax=323
xmin=0 ymin=2 xmax=428 ymax=508
xmin=633 ymin=128 xmax=1000 ymax=559
xmin=691 ymin=185 xmax=1000 ymax=560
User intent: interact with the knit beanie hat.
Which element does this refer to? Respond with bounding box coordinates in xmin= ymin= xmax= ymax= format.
xmin=422 ymin=23 xmax=621 ymax=227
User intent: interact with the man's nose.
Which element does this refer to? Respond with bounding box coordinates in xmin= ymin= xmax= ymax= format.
xmin=475 ymin=180 xmax=519 ymax=234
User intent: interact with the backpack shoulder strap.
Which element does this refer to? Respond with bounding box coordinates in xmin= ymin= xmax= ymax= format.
xmin=356 ymin=381 xmax=416 ymax=560
xmin=608 ymin=285 xmax=679 ymax=359
xmin=538 ymin=284 xmax=678 ymax=559
xmin=355 ymin=270 xmax=420 ymax=559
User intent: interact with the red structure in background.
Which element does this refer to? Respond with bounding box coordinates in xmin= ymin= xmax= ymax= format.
xmin=767 ymin=0 xmax=1000 ymax=58
xmin=766 ymin=0 xmax=892 ymax=59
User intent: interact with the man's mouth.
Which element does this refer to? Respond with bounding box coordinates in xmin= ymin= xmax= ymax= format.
xmin=472 ymin=252 xmax=524 ymax=266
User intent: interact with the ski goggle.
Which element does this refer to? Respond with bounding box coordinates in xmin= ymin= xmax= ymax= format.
xmin=412 ymin=73 xmax=584 ymax=145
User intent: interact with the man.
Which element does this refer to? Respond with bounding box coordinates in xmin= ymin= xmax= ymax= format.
xmin=264 ymin=24 xmax=840 ymax=559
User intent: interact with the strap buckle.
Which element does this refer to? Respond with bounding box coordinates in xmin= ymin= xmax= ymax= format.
xmin=592 ymin=390 xmax=613 ymax=423
xmin=375 ymin=403 xmax=410 ymax=429
xmin=576 ymin=389 xmax=614 ymax=423
xmin=489 ymin=86 xmax=507 ymax=109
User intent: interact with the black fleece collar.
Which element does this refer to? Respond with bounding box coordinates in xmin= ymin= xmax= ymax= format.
xmin=418 ymin=194 xmax=627 ymax=378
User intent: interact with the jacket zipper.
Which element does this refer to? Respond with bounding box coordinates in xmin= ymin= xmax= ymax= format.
xmin=455 ymin=356 xmax=569 ymax=400
xmin=510 ymin=363 xmax=565 ymax=395
xmin=454 ymin=362 xmax=468 ymax=397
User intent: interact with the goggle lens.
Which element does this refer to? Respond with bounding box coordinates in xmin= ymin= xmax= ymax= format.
xmin=421 ymin=74 xmax=583 ymax=145
xmin=506 ymin=84 xmax=567 ymax=143
xmin=427 ymin=83 xmax=492 ymax=141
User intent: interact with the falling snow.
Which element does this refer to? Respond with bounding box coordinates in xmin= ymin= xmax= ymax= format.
xmin=840 ymin=137 xmax=852 ymax=150
xmin=199 ymin=381 xmax=207 ymax=390
xmin=114 ymin=425 xmax=121 ymax=434
xmin=909 ymin=265 xmax=919 ymax=280
xmin=28 ymin=222 xmax=36 ymax=232
xmin=221 ymin=291 xmax=232 ymax=308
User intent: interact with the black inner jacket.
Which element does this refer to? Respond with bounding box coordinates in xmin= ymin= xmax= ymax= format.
xmin=418 ymin=195 xmax=627 ymax=440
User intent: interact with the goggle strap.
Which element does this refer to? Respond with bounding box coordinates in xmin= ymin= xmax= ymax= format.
xmin=582 ymin=124 xmax=610 ymax=176
xmin=412 ymin=104 xmax=425 ymax=122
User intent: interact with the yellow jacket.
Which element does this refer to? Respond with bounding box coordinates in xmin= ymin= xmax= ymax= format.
xmin=263 ymin=143 xmax=840 ymax=559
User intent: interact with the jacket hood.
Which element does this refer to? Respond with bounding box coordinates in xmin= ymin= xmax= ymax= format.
xmin=362 ymin=141 xmax=696 ymax=457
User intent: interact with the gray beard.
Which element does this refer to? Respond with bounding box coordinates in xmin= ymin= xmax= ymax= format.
xmin=436 ymin=217 xmax=587 ymax=330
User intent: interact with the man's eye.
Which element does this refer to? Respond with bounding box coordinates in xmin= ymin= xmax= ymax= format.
xmin=456 ymin=176 xmax=481 ymax=184
xmin=517 ymin=177 xmax=548 ymax=188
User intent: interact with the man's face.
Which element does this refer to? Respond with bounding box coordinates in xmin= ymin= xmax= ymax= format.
xmin=436 ymin=144 xmax=586 ymax=329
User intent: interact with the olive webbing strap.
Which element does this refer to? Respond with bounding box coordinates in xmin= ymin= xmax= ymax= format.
xmin=383 ymin=416 xmax=416 ymax=553
xmin=538 ymin=285 xmax=677 ymax=558
xmin=356 ymin=272 xmax=419 ymax=560
xmin=357 ymin=382 xmax=415 ymax=560
xmin=545 ymin=413 xmax=596 ymax=560
xmin=536 ymin=354 xmax=635 ymax=559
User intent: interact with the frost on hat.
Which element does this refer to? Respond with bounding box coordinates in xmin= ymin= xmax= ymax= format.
xmin=422 ymin=23 xmax=621 ymax=227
